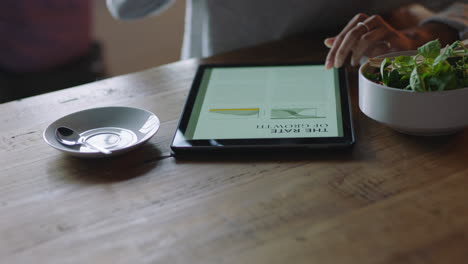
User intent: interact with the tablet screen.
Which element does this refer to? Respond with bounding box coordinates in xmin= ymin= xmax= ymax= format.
xmin=184 ymin=65 xmax=343 ymax=140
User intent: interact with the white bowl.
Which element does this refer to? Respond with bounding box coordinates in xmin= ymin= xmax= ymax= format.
xmin=359 ymin=51 xmax=468 ymax=136
xmin=43 ymin=106 xmax=160 ymax=158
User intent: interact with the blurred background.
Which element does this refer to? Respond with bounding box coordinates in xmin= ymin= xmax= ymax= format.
xmin=93 ymin=0 xmax=185 ymax=76
xmin=0 ymin=0 xmax=185 ymax=103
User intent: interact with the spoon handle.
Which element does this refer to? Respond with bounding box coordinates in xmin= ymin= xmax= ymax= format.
xmin=83 ymin=141 xmax=112 ymax=155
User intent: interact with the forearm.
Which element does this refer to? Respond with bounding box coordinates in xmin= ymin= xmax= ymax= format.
xmin=387 ymin=2 xmax=467 ymax=49
xmin=417 ymin=2 xmax=468 ymax=44
xmin=403 ymin=22 xmax=460 ymax=49
xmin=383 ymin=4 xmax=433 ymax=30
xmin=106 ymin=0 xmax=175 ymax=20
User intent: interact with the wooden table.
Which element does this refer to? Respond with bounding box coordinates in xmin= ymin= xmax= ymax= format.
xmin=1 ymin=36 xmax=468 ymax=264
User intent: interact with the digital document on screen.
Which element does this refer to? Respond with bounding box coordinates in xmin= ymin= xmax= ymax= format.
xmin=185 ymin=65 xmax=344 ymax=140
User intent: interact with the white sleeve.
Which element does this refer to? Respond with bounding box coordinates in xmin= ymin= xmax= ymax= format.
xmin=421 ymin=2 xmax=468 ymax=40
xmin=106 ymin=0 xmax=175 ymax=20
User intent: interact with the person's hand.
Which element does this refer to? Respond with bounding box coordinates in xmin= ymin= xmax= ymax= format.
xmin=324 ymin=13 xmax=419 ymax=69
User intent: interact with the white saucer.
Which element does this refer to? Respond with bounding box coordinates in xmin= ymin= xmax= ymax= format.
xmin=43 ymin=106 xmax=160 ymax=158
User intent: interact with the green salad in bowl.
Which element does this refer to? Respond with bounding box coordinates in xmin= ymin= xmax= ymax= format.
xmin=358 ymin=39 xmax=468 ymax=136
xmin=365 ymin=39 xmax=468 ymax=92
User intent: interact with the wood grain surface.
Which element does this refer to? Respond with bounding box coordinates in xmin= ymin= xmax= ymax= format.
xmin=1 ymin=35 xmax=468 ymax=264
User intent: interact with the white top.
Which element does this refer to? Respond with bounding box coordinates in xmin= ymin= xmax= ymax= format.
xmin=107 ymin=0 xmax=468 ymax=59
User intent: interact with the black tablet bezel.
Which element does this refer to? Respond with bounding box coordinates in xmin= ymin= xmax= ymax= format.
xmin=171 ymin=62 xmax=355 ymax=153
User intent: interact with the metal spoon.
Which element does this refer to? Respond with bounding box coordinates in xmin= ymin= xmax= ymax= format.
xmin=55 ymin=127 xmax=112 ymax=154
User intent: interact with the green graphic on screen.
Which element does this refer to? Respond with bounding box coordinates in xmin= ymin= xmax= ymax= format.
xmin=185 ymin=65 xmax=343 ymax=139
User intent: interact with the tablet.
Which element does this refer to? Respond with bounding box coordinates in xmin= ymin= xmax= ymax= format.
xmin=171 ymin=62 xmax=354 ymax=154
